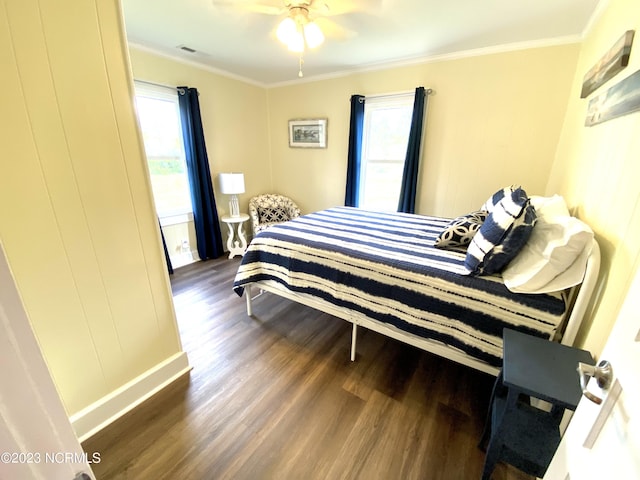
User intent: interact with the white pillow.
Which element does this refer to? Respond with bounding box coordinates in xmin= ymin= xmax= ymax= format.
xmin=502 ymin=195 xmax=594 ymax=293
xmin=538 ymin=244 xmax=592 ymax=293
xmin=530 ymin=194 xmax=570 ymax=218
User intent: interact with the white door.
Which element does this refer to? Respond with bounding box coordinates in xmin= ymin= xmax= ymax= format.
xmin=0 ymin=243 xmax=95 ymax=480
xmin=544 ymin=264 xmax=640 ymax=479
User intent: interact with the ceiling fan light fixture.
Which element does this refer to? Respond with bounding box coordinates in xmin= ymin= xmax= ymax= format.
xmin=303 ymin=21 xmax=324 ymax=49
xmin=288 ymin=29 xmax=305 ymax=52
xmin=276 ymin=5 xmax=324 ymax=53
xmin=275 ymin=3 xmax=327 ymax=77
xmin=276 ymin=17 xmax=297 ymax=45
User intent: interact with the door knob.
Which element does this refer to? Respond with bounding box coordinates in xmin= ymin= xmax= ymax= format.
xmin=577 ymin=360 xmax=612 ymax=405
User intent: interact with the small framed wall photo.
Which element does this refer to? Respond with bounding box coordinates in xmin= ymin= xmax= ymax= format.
xmin=288 ymin=118 xmax=327 ymax=148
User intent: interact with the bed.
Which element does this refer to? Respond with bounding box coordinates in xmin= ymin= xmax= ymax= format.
xmin=232 ymin=205 xmax=600 ymax=376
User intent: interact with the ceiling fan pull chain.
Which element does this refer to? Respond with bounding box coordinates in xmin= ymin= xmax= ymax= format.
xmin=298 ymin=54 xmax=304 ymax=77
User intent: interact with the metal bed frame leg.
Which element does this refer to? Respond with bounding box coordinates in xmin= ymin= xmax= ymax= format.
xmin=245 ymin=285 xmax=267 ymax=317
xmin=246 ymin=285 xmax=253 ymax=317
xmin=350 ymin=323 xmax=357 ymax=361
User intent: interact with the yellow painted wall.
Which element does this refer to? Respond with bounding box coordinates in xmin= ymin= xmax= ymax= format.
xmin=547 ymin=0 xmax=640 ymax=354
xmin=267 ymin=44 xmax=581 ymax=217
xmin=0 ymin=0 xmax=182 ymax=415
xmin=131 ymin=44 xmax=579 ymax=220
xmin=128 ymin=47 xmax=271 ymax=221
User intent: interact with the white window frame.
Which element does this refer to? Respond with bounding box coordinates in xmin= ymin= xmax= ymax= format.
xmin=359 ymin=93 xmax=414 ymax=211
xmin=134 ymin=81 xmax=193 ymax=220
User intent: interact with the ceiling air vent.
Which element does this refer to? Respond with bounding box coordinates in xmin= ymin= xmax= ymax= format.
xmin=176 ymin=45 xmax=197 ymax=53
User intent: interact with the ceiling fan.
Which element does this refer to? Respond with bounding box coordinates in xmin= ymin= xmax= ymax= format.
xmin=213 ymin=0 xmax=364 ymax=76
xmin=275 ymin=1 xmax=328 ymax=53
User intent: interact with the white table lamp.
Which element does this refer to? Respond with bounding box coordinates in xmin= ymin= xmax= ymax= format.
xmin=219 ymin=173 xmax=245 ymax=217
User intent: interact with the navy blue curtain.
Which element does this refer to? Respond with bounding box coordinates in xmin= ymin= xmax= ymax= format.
xmin=398 ymin=87 xmax=427 ymax=214
xmin=178 ymin=87 xmax=224 ymax=260
xmin=344 ymin=95 xmax=365 ymax=207
xmin=159 ymin=222 xmax=174 ymax=274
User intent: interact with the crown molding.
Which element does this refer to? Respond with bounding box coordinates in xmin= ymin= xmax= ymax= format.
xmin=129 ymin=35 xmax=582 ymax=90
xmin=268 ymin=35 xmax=583 ymax=88
xmin=128 ymin=42 xmax=268 ymax=88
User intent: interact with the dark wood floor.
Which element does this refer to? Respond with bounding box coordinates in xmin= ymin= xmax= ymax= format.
xmin=83 ymin=258 xmax=531 ymax=480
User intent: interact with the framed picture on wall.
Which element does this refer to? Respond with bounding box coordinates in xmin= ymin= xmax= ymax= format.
xmin=585 ymin=68 xmax=640 ymax=126
xmin=288 ymin=118 xmax=327 ymax=148
xmin=581 ymin=30 xmax=634 ymax=98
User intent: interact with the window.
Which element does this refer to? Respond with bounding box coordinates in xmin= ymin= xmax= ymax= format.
xmin=134 ymin=82 xmax=192 ymax=220
xmin=359 ymin=94 xmax=413 ymax=211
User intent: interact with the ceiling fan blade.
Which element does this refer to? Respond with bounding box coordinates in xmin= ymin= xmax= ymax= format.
xmin=313 ymin=17 xmax=356 ymax=40
xmin=212 ymin=0 xmax=285 ymax=16
xmin=310 ymin=0 xmax=385 ymax=16
xmin=246 ymin=4 xmax=286 ymax=15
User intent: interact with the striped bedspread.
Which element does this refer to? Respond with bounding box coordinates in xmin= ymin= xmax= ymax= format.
xmin=233 ymin=207 xmax=568 ymax=367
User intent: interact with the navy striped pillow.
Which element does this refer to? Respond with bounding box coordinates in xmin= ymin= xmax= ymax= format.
xmin=465 ymin=187 xmax=536 ymax=275
xmin=481 ymin=185 xmax=520 ymax=212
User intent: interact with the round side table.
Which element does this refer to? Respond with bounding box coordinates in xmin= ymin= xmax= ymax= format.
xmin=221 ymin=214 xmax=250 ymax=259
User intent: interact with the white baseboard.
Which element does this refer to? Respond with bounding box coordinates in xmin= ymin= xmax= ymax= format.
xmin=170 ymin=250 xmax=200 ymax=268
xmin=71 ymin=351 xmax=191 ymax=442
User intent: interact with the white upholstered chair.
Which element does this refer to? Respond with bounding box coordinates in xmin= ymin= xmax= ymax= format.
xmin=248 ymin=194 xmax=301 ymax=235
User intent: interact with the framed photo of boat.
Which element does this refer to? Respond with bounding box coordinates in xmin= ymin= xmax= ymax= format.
xmin=288 ymin=119 xmax=327 ymax=148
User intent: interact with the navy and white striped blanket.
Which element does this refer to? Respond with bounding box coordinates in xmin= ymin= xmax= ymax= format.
xmin=233 ymin=207 xmax=567 ymax=367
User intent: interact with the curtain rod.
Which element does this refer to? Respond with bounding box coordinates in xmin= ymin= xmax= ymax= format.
xmin=134 ymin=79 xmax=186 ymax=94
xmin=365 ymin=88 xmax=433 ymax=100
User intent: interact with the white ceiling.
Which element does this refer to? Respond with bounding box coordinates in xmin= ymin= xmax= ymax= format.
xmin=121 ymin=0 xmax=601 ymax=86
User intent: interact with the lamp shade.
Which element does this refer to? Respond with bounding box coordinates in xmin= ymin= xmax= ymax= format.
xmin=288 ymin=29 xmax=305 ymax=53
xmin=276 ymin=17 xmax=296 ymax=45
xmin=219 ymin=173 xmax=245 ymax=195
xmin=304 ymin=21 xmax=324 ymax=49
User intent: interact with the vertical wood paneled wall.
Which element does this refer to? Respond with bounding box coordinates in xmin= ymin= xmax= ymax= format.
xmin=0 ymin=0 xmax=184 ymax=417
